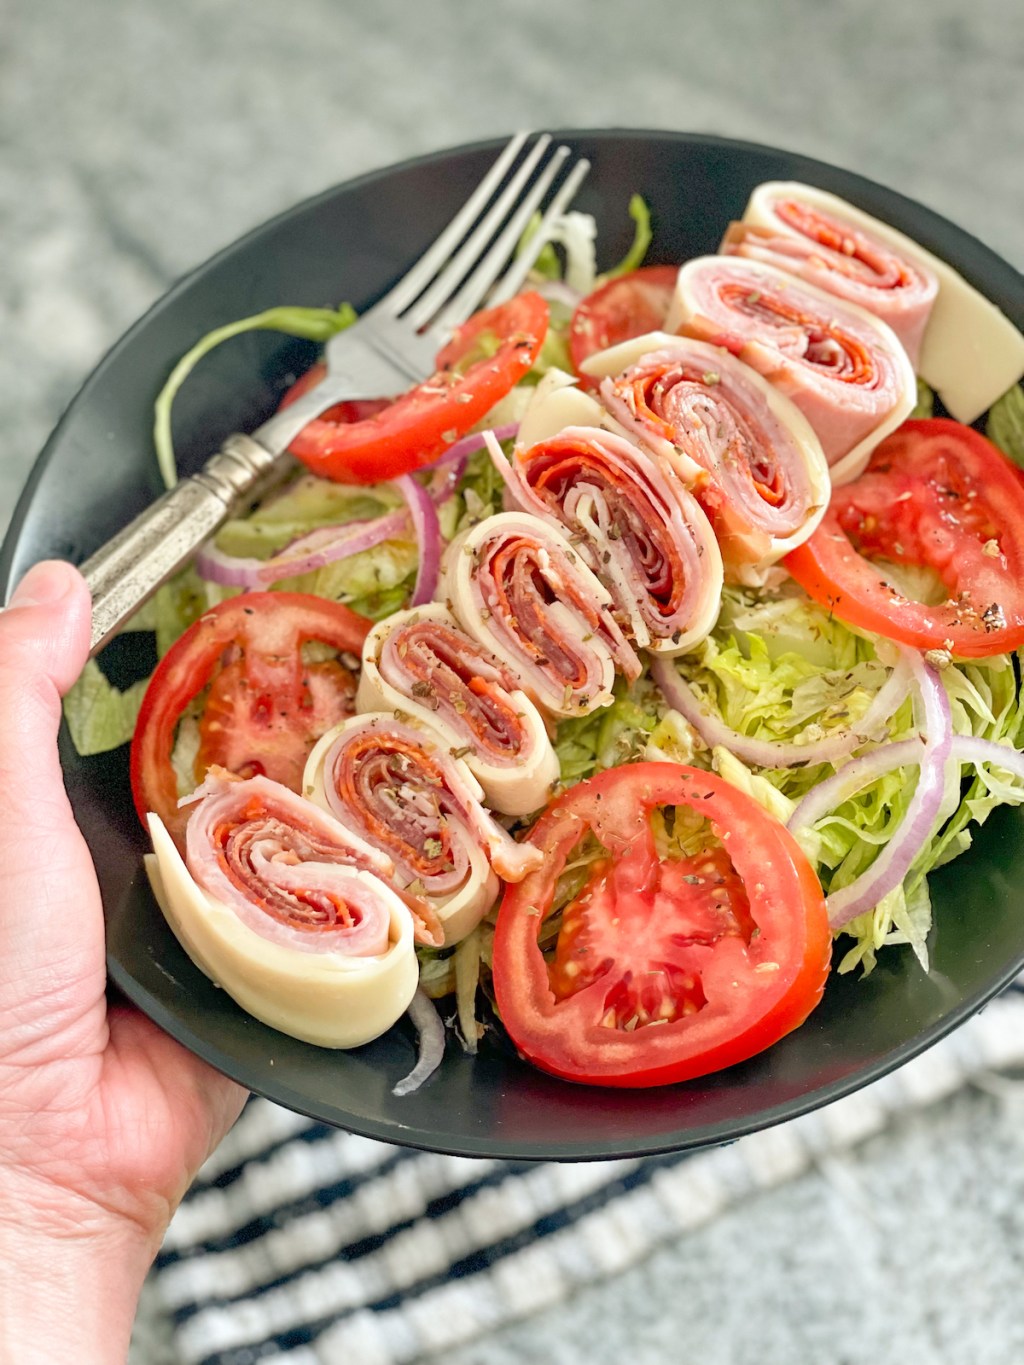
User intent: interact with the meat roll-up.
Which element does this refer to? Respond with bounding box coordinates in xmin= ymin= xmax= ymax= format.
xmin=488 ymin=426 xmax=722 ymax=652
xmin=582 ymin=333 xmax=829 ymax=573
xmin=357 ymin=603 xmax=558 ymax=816
xmin=726 ymin=180 xmax=1024 ymax=424
xmin=145 ymin=771 xmax=419 ymax=1048
xmin=666 ymin=256 xmax=916 ymax=483
xmin=722 ymin=183 xmax=937 ymax=367
xmin=304 ymin=713 xmax=542 ymax=945
xmin=442 ymin=510 xmax=642 ymax=719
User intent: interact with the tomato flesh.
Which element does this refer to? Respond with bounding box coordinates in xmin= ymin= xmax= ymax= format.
xmin=569 ymin=265 xmax=678 ymax=379
xmin=550 ymin=847 xmax=756 ymax=1026
xmin=284 ymin=292 xmax=548 ymax=485
xmin=493 ymin=763 xmax=830 ymax=1088
xmin=130 ymin=592 xmax=371 ymax=845
xmin=785 ymin=419 xmax=1024 ymax=657
xmin=195 ymin=657 xmax=355 ymax=790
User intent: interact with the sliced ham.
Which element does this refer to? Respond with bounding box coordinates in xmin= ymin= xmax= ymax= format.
xmin=304 ymin=712 xmax=542 ymax=945
xmin=666 ymin=256 xmax=916 ymax=483
xmin=144 ymin=772 xmax=419 ymax=1048
xmin=490 ymin=425 xmax=722 ymax=651
xmin=727 ymin=180 xmax=1024 ymax=424
xmin=581 ymin=333 xmax=830 ymax=575
xmin=442 ymin=510 xmax=642 ymax=719
xmin=723 ymin=184 xmax=937 ymax=366
xmin=357 ymin=603 xmax=558 ymax=816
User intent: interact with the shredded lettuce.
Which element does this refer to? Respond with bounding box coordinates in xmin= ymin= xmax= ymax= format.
xmin=987 ymin=383 xmax=1024 ymax=468
xmin=154 ymin=303 xmax=357 ymax=491
xmin=553 ymin=675 xmax=665 ymax=785
xmin=671 ymin=585 xmax=897 ymax=803
xmin=662 ymin=585 xmax=1024 ymax=975
xmin=217 ymin=473 xmax=400 ymax=555
xmin=276 ymin=540 xmax=417 ymax=622
xmin=446 ymin=443 xmax=510 ymax=540
xmin=213 ymin=471 xmax=416 ymax=620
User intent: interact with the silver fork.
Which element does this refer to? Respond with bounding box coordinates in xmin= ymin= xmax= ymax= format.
xmin=82 ymin=132 xmax=590 ymax=654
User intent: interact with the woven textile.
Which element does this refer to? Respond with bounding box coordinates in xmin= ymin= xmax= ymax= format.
xmin=148 ymin=981 xmax=1024 ymax=1365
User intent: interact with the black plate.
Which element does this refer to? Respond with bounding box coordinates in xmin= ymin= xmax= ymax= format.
xmin=3 ymin=131 xmax=1022 ymax=1161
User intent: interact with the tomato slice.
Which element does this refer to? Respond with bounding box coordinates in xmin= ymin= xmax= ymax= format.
xmin=784 ymin=418 xmax=1024 ymax=658
xmin=492 ymin=763 xmax=830 ymax=1088
xmin=569 ymin=265 xmax=678 ymax=377
xmin=130 ymin=592 xmax=371 ymax=844
xmin=284 ymin=292 xmax=548 ymax=485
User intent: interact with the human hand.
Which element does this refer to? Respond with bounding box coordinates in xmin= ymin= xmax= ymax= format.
xmin=0 ymin=562 xmax=247 ymax=1365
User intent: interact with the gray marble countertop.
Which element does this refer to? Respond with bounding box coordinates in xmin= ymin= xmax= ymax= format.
xmin=3 ymin=2 xmax=1024 ymax=1361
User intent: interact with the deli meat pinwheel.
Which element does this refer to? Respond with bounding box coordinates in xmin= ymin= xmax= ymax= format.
xmin=722 ymin=183 xmax=939 ymax=367
xmin=666 ymin=256 xmax=917 ymax=482
xmin=442 ymin=510 xmax=642 ymax=718
xmin=356 ymin=603 xmax=558 ymax=816
xmin=580 ymin=333 xmax=829 ymax=574
xmin=723 ymin=180 xmax=1024 ymax=424
xmin=490 ymin=425 xmax=723 ymax=652
xmin=304 ymin=712 xmax=543 ymax=946
xmin=145 ymin=771 xmax=420 ymax=1048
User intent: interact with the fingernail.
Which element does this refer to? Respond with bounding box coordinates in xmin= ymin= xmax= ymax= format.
xmin=7 ymin=561 xmax=75 ymax=610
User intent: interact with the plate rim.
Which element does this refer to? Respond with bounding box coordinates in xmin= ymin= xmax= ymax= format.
xmin=4 ymin=127 xmax=1023 ymax=1161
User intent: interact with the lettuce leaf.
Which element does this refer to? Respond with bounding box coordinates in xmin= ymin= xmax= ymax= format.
xmin=910 ymin=376 xmax=935 ymax=419
xmin=63 ymin=660 xmax=150 ymax=756
xmin=275 ymin=540 xmax=417 ymax=622
xmin=601 ymin=194 xmax=653 ymax=281
xmin=986 ymin=383 xmax=1024 ymax=468
xmin=554 ymin=675 xmax=665 ymax=785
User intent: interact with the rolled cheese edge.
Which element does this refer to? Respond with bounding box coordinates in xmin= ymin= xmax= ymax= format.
xmin=145 ymin=813 xmax=418 ymax=1049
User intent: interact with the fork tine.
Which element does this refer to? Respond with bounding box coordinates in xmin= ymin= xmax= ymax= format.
xmin=399 ymin=135 xmax=554 ymax=330
xmin=484 ymin=156 xmax=591 ymax=309
xmin=379 ymin=131 xmax=531 ymax=317
xmin=427 ymin=149 xmax=590 ymax=339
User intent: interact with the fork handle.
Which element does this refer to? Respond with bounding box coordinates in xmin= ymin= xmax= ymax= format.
xmin=81 ymin=435 xmax=286 ymax=656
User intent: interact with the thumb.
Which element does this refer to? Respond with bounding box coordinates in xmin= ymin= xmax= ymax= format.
xmin=0 ymin=561 xmax=100 ymax=1018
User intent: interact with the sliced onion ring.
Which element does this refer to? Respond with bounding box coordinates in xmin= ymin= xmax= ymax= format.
xmin=651 ymin=653 xmax=912 ymax=771
xmin=789 ymin=650 xmax=952 ymax=928
xmin=195 ymin=509 xmax=411 ymax=589
xmin=424 ymin=422 xmax=520 ymax=502
xmin=395 ymin=474 xmax=441 ymax=607
xmin=195 ymin=423 xmax=520 ymax=592
xmin=392 ymin=988 xmax=446 ymax=1095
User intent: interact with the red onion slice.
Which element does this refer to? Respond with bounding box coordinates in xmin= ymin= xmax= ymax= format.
xmin=650 ymin=653 xmax=912 ymax=771
xmin=196 ymin=425 xmax=520 ymax=593
xmin=424 ymin=422 xmax=520 ymax=503
xmin=395 ymin=474 xmax=442 ymax=606
xmin=392 ymin=988 xmax=446 ymax=1095
xmin=195 ymin=508 xmax=411 ymax=588
xmin=789 ymin=650 xmax=952 ymax=928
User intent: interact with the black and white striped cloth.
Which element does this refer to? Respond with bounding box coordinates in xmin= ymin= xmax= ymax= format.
xmin=149 ymin=980 xmax=1024 ymax=1365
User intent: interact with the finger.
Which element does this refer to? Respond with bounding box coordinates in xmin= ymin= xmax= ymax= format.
xmin=0 ymin=562 xmax=102 ymax=1029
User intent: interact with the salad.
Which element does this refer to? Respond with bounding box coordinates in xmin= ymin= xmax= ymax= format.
xmin=66 ymin=175 xmax=1024 ymax=1092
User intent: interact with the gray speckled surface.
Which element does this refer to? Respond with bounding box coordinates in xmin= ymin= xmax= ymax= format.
xmin=3 ymin=0 xmax=1024 ymax=1360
